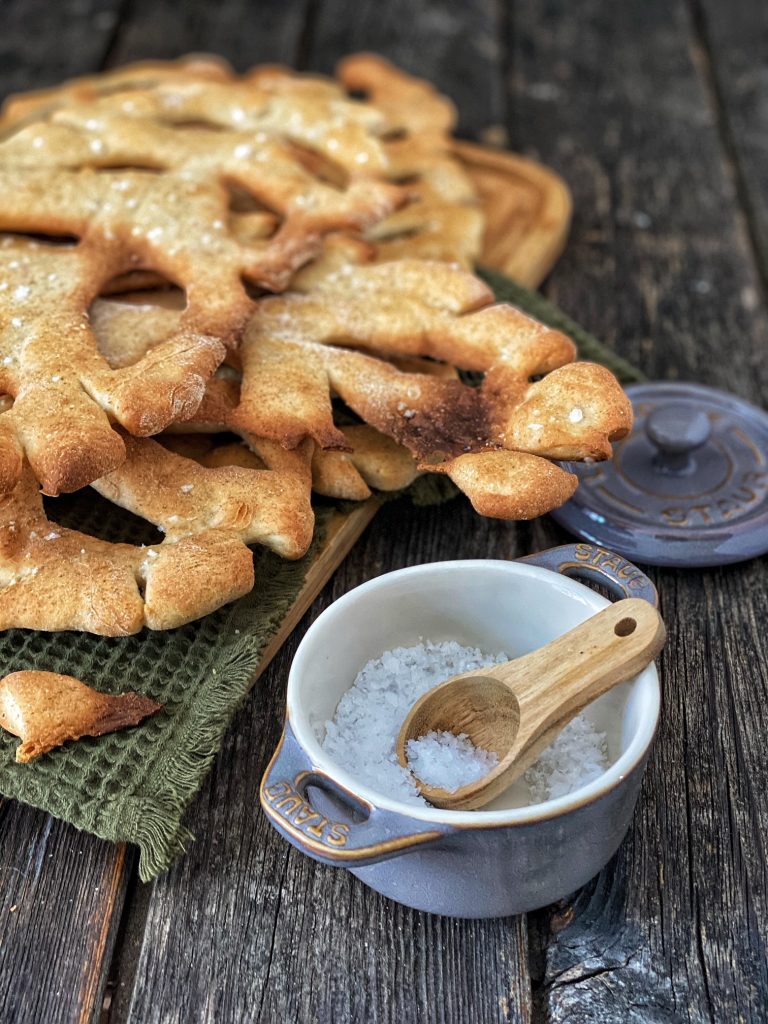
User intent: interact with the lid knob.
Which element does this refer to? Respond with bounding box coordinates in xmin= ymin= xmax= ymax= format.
xmin=645 ymin=403 xmax=711 ymax=474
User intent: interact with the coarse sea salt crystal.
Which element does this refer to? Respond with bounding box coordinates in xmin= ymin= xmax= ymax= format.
xmin=524 ymin=715 xmax=608 ymax=802
xmin=321 ymin=640 xmax=609 ymax=809
xmin=406 ymin=731 xmax=498 ymax=791
xmin=323 ymin=641 xmax=502 ymax=806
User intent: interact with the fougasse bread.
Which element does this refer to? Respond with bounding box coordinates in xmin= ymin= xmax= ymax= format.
xmin=0 ymin=55 xmax=634 ymax=643
xmin=336 ymin=53 xmax=485 ymax=266
xmin=0 ymin=430 xmax=314 ymax=634
xmin=88 ymin=232 xmax=631 ymax=521
xmin=0 ymin=59 xmax=404 ymax=495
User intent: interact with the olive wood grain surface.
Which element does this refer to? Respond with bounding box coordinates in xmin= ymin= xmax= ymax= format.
xmin=455 ymin=141 xmax=573 ymax=287
xmin=0 ymin=2 xmax=767 ymax=1023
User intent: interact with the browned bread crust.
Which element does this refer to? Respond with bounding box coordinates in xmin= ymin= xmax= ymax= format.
xmin=0 ymin=56 xmax=634 ymax=640
xmin=89 ymin=236 xmax=631 ymax=523
xmin=337 ymin=54 xmax=485 ymax=266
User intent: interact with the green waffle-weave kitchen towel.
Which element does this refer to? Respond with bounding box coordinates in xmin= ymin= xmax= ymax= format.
xmin=0 ymin=271 xmax=645 ymax=880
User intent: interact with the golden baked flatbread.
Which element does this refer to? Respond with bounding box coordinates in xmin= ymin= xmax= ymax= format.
xmin=0 ymin=61 xmax=403 ymax=494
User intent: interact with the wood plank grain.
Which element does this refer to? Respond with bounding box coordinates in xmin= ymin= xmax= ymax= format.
xmin=115 ymin=497 xmax=534 ymax=1024
xmin=0 ymin=6 xmax=137 ymax=1023
xmin=506 ymin=1 xmax=768 ymax=1019
xmin=692 ymin=0 xmax=768 ymax=290
xmin=506 ymin=0 xmax=768 ymax=405
xmin=104 ymin=0 xmax=313 ymax=69
xmin=307 ymin=0 xmax=507 ymax=140
xmin=0 ymin=800 xmax=134 ymax=1024
xmin=0 ymin=0 xmax=124 ymax=100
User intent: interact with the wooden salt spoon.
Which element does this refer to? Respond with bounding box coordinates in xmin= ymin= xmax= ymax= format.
xmin=396 ymin=598 xmax=665 ymax=810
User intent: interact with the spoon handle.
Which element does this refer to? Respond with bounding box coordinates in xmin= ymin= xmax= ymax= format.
xmin=490 ymin=598 xmax=665 ymax=756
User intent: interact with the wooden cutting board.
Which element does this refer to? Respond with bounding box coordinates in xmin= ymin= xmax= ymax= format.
xmin=253 ymin=146 xmax=572 ymax=681
xmin=452 ymin=140 xmax=572 ymax=289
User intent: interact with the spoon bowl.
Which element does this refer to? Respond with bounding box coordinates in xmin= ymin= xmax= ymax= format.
xmin=397 ymin=598 xmax=666 ymax=810
xmin=399 ymin=674 xmax=521 ymax=759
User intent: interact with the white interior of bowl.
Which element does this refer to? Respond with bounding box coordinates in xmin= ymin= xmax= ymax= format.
xmin=288 ymin=559 xmax=660 ymax=825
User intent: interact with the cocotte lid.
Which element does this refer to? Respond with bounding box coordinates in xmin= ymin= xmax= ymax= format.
xmin=550 ymin=381 xmax=768 ymax=567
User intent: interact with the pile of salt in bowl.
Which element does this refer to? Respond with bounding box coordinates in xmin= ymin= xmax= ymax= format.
xmin=322 ymin=640 xmax=609 ymax=807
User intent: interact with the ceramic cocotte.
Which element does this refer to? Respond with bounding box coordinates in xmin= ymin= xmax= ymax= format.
xmin=260 ymin=543 xmax=661 ymax=919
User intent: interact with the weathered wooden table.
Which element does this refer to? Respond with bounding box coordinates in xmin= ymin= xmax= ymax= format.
xmin=2 ymin=1 xmax=767 ymax=1021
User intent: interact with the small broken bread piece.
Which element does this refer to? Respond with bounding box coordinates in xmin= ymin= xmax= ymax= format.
xmin=314 ymin=424 xmax=420 ymax=497
xmin=309 ymin=423 xmax=421 ymax=501
xmin=0 ymin=670 xmax=162 ymax=762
